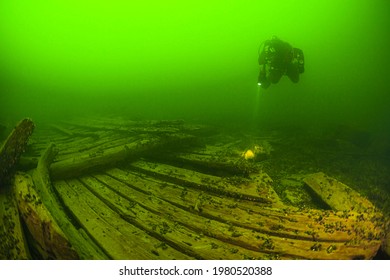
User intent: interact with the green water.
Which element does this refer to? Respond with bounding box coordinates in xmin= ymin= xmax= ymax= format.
xmin=0 ymin=0 xmax=388 ymax=130
xmin=1 ymin=1 xmax=390 ymax=259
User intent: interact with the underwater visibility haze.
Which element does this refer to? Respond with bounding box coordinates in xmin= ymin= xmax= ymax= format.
xmin=1 ymin=0 xmax=390 ymax=260
xmin=0 ymin=0 xmax=389 ymax=131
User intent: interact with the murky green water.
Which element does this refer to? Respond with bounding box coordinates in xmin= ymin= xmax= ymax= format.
xmin=1 ymin=1 xmax=390 ymax=261
xmin=0 ymin=0 xmax=388 ymax=128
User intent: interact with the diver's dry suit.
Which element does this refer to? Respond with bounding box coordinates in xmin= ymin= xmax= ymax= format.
xmin=258 ymin=37 xmax=304 ymax=89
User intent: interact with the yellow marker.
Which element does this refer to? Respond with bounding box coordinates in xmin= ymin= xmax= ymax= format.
xmin=243 ymin=149 xmax=255 ymax=160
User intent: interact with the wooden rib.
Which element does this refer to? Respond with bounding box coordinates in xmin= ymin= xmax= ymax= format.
xmin=130 ymin=160 xmax=274 ymax=203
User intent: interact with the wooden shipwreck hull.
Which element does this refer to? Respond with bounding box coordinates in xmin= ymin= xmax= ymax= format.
xmin=3 ymin=117 xmax=388 ymax=259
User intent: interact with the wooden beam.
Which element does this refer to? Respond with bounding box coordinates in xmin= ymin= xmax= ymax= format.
xmin=50 ymin=133 xmax=194 ymax=180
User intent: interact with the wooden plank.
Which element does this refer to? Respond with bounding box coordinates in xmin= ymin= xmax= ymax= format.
xmin=153 ymin=141 xmax=270 ymax=176
xmin=170 ymin=152 xmax=255 ymax=176
xmin=54 ymin=136 xmax=137 ymax=162
xmin=50 ymin=124 xmax=99 ymax=139
xmin=54 ymin=136 xmax=98 ymax=152
xmin=54 ymin=179 xmax=190 ymax=260
xmin=61 ymin=118 xmax=206 ymax=135
xmin=83 ymin=174 xmax=276 ymax=260
xmin=130 ymin=160 xmax=274 ymax=203
xmin=49 ymin=124 xmax=75 ymax=137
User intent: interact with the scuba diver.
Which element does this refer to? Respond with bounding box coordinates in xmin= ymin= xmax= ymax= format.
xmin=257 ymin=36 xmax=304 ymax=89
